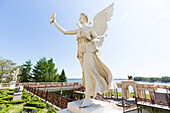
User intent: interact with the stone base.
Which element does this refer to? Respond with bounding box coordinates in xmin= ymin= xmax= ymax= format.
xmin=10 ymin=81 xmax=16 ymax=89
xmin=58 ymin=99 xmax=122 ymax=113
xmin=13 ymin=92 xmax=22 ymax=100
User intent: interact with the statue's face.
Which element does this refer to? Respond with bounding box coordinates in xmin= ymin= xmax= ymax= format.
xmin=79 ymin=15 xmax=86 ymax=24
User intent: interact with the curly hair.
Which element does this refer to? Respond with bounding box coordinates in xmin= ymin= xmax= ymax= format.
xmin=80 ymin=13 xmax=88 ymax=23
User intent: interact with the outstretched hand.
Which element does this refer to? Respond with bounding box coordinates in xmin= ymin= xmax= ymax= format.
xmin=50 ymin=13 xmax=56 ymax=24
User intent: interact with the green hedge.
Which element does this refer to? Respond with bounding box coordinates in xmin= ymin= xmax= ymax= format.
xmin=15 ymin=106 xmax=42 ymax=113
xmin=0 ymin=89 xmax=57 ymax=113
xmin=0 ymin=95 xmax=13 ymax=100
xmin=23 ymin=106 xmax=37 ymax=110
xmin=0 ymin=104 xmax=5 ymax=111
xmin=25 ymin=101 xmax=46 ymax=108
xmin=37 ymin=109 xmax=43 ymax=113
xmin=7 ymin=91 xmax=14 ymax=95
xmin=22 ymin=94 xmax=31 ymax=100
xmin=0 ymin=90 xmax=7 ymax=95
xmin=47 ymin=105 xmax=57 ymax=113
xmin=31 ymin=96 xmax=41 ymax=101
xmin=0 ymin=99 xmax=25 ymax=104
xmin=0 ymin=88 xmax=15 ymax=91
xmin=9 ymin=88 xmax=15 ymax=91
xmin=0 ymin=104 xmax=12 ymax=113
xmin=36 ymin=103 xmax=46 ymax=108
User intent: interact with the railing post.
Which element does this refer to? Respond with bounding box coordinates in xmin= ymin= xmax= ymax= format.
xmin=52 ymin=93 xmax=55 ymax=104
xmin=46 ymin=90 xmax=49 ymax=101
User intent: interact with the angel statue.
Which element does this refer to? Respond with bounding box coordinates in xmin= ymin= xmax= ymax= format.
xmin=50 ymin=3 xmax=117 ymax=107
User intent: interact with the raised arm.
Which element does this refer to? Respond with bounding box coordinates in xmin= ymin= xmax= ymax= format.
xmin=50 ymin=13 xmax=77 ymax=35
xmin=53 ymin=22 xmax=77 ymax=35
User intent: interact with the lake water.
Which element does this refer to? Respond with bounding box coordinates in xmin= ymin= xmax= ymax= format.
xmin=67 ymin=78 xmax=170 ymax=93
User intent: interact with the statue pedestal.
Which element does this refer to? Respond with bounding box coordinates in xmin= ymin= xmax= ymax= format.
xmin=58 ymin=99 xmax=122 ymax=113
xmin=13 ymin=92 xmax=22 ymax=100
xmin=10 ymin=81 xmax=16 ymax=89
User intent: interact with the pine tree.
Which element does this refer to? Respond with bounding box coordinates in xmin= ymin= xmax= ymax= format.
xmin=47 ymin=58 xmax=59 ymax=82
xmin=58 ymin=69 xmax=67 ymax=82
xmin=18 ymin=60 xmax=32 ymax=82
xmin=33 ymin=57 xmax=48 ymax=82
xmin=32 ymin=57 xmax=59 ymax=82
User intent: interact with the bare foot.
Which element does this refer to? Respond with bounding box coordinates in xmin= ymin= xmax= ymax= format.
xmin=80 ymin=96 xmax=92 ymax=108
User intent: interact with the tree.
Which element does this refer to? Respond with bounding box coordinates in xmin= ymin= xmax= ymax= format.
xmin=18 ymin=60 xmax=32 ymax=82
xmin=58 ymin=69 xmax=67 ymax=82
xmin=150 ymin=77 xmax=157 ymax=82
xmin=162 ymin=76 xmax=170 ymax=82
xmin=32 ymin=57 xmax=59 ymax=82
xmin=134 ymin=76 xmax=170 ymax=82
xmin=0 ymin=57 xmax=16 ymax=81
xmin=47 ymin=58 xmax=59 ymax=82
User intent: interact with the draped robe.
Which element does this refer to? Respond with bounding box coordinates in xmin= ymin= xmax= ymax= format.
xmin=76 ymin=28 xmax=117 ymax=97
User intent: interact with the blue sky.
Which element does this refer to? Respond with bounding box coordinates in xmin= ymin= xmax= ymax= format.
xmin=1 ymin=0 xmax=170 ymax=78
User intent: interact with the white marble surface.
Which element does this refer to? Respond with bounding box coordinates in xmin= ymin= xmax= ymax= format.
xmin=58 ymin=109 xmax=71 ymax=113
xmin=10 ymin=81 xmax=16 ymax=89
xmin=13 ymin=92 xmax=22 ymax=100
xmin=50 ymin=3 xmax=117 ymax=107
xmin=58 ymin=99 xmax=123 ymax=113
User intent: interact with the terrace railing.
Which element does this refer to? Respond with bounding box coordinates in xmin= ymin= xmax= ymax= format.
xmin=24 ymin=85 xmax=76 ymax=109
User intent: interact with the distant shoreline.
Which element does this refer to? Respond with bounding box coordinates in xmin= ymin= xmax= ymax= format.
xmin=67 ymin=78 xmax=128 ymax=80
xmin=67 ymin=78 xmax=170 ymax=84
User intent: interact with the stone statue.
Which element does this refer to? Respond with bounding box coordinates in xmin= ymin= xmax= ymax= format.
xmin=12 ymin=68 xmax=19 ymax=81
xmin=50 ymin=3 xmax=117 ymax=107
xmin=128 ymin=75 xmax=133 ymax=80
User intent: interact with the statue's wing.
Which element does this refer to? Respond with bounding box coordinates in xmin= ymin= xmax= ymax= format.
xmin=92 ymin=3 xmax=114 ymax=48
xmin=93 ymin=3 xmax=114 ymax=36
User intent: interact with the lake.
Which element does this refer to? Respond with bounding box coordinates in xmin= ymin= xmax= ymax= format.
xmin=67 ymin=78 xmax=170 ymax=93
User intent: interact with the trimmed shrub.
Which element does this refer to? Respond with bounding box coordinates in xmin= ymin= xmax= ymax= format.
xmin=9 ymin=88 xmax=15 ymax=91
xmin=47 ymin=104 xmax=58 ymax=113
xmin=7 ymin=91 xmax=14 ymax=95
xmin=22 ymin=94 xmax=31 ymax=101
xmin=31 ymin=96 xmax=41 ymax=101
xmin=23 ymin=106 xmax=37 ymax=109
xmin=10 ymin=100 xmax=25 ymax=104
xmin=47 ymin=105 xmax=57 ymax=113
xmin=0 ymin=95 xmax=13 ymax=100
xmin=0 ymin=104 xmax=5 ymax=111
xmin=36 ymin=103 xmax=46 ymax=108
xmin=0 ymin=90 xmax=7 ymax=95
xmin=0 ymin=99 xmax=25 ymax=104
xmin=15 ymin=106 xmax=39 ymax=113
xmin=25 ymin=101 xmax=46 ymax=108
xmin=0 ymin=104 xmax=12 ymax=113
xmin=37 ymin=109 xmax=43 ymax=113
xmin=23 ymin=107 xmax=39 ymax=113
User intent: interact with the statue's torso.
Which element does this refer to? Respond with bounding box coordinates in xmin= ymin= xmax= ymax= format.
xmin=76 ymin=27 xmax=92 ymax=59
